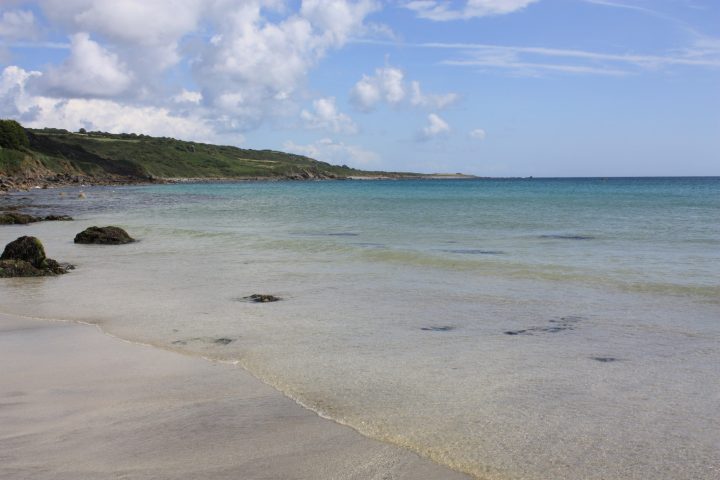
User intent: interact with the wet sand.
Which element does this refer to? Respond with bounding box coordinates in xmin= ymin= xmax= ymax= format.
xmin=0 ymin=313 xmax=469 ymax=480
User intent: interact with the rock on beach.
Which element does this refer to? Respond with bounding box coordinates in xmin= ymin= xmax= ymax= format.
xmin=74 ymin=226 xmax=134 ymax=245
xmin=0 ymin=236 xmax=73 ymax=277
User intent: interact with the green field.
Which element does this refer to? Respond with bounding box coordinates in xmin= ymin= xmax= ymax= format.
xmin=1 ymin=124 xmax=412 ymax=181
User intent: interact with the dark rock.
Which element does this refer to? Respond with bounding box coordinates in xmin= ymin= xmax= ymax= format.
xmin=0 ymin=212 xmax=72 ymax=224
xmin=74 ymin=226 xmax=134 ymax=244
xmin=0 ymin=259 xmax=49 ymax=277
xmin=43 ymin=215 xmax=73 ymax=221
xmin=0 ymin=236 xmax=73 ymax=277
xmin=43 ymin=259 xmax=75 ymax=274
xmin=504 ymin=316 xmax=584 ymax=336
xmin=591 ymin=357 xmax=619 ymax=363
xmin=1 ymin=236 xmax=47 ymax=268
xmin=246 ymin=294 xmax=281 ymax=303
xmin=420 ymin=326 xmax=455 ymax=332
xmin=214 ymin=338 xmax=233 ymax=345
xmin=0 ymin=212 xmax=39 ymax=224
xmin=540 ymin=234 xmax=595 ymax=240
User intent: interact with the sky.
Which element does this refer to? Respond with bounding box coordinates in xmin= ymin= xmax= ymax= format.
xmin=0 ymin=0 xmax=718 ymax=176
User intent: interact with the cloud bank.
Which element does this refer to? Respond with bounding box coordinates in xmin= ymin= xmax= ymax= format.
xmin=0 ymin=1 xmax=381 ymax=138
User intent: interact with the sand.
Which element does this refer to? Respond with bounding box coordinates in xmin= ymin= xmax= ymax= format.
xmin=0 ymin=313 xmax=469 ymax=480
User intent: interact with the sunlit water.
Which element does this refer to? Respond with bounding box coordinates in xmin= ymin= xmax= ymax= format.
xmin=2 ymin=178 xmax=719 ymax=479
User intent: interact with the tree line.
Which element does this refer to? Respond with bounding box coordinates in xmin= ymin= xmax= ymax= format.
xmin=0 ymin=119 xmax=29 ymax=150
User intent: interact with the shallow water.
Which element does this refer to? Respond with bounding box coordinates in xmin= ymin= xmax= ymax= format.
xmin=2 ymin=178 xmax=719 ymax=479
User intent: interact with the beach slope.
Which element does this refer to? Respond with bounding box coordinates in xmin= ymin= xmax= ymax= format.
xmin=0 ymin=313 xmax=469 ymax=480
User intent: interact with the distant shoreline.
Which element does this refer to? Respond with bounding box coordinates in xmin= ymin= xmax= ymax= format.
xmin=1 ymin=173 xmax=480 ymax=194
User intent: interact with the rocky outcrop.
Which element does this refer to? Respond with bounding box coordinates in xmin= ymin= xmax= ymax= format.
xmin=0 ymin=212 xmax=36 ymax=225
xmin=0 ymin=236 xmax=73 ymax=277
xmin=1 ymin=173 xmax=145 ymax=193
xmin=286 ymin=169 xmax=338 ymax=180
xmin=74 ymin=226 xmax=134 ymax=244
xmin=42 ymin=214 xmax=73 ymax=221
xmin=0 ymin=212 xmax=73 ymax=224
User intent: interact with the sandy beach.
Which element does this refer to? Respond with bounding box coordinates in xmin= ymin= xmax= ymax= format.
xmin=0 ymin=313 xmax=469 ymax=480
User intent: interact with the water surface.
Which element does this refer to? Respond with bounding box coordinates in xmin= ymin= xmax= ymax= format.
xmin=2 ymin=178 xmax=719 ymax=479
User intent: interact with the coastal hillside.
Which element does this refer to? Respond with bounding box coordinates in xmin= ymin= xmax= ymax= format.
xmin=0 ymin=120 xmax=418 ymax=191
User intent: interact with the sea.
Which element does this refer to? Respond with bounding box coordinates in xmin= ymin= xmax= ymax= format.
xmin=1 ymin=177 xmax=719 ymax=480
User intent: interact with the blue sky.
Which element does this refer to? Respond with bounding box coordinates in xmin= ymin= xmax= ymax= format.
xmin=1 ymin=0 xmax=718 ymax=176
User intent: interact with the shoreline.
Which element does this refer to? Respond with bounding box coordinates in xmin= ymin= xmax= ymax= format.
xmin=1 ymin=173 xmax=479 ymax=194
xmin=0 ymin=312 xmax=471 ymax=479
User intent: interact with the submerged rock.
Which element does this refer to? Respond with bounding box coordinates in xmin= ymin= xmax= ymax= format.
xmin=420 ymin=326 xmax=455 ymax=332
xmin=442 ymin=249 xmax=504 ymax=255
xmin=246 ymin=294 xmax=281 ymax=303
xmin=591 ymin=356 xmax=619 ymax=363
xmin=0 ymin=259 xmax=48 ymax=277
xmin=43 ymin=214 xmax=73 ymax=221
xmin=0 ymin=212 xmax=38 ymax=225
xmin=0 ymin=212 xmax=73 ymax=224
xmin=539 ymin=234 xmax=595 ymax=241
xmin=44 ymin=259 xmax=75 ymax=274
xmin=0 ymin=236 xmax=73 ymax=277
xmin=74 ymin=226 xmax=134 ymax=244
xmin=504 ymin=315 xmax=584 ymax=336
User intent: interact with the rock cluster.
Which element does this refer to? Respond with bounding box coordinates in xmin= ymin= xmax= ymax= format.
xmin=1 ymin=173 xmax=150 ymax=193
xmin=0 ymin=212 xmax=73 ymax=225
xmin=286 ymin=169 xmax=338 ymax=180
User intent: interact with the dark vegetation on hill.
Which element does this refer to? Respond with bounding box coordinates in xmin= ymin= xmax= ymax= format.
xmin=1 ymin=120 xmax=421 ymax=192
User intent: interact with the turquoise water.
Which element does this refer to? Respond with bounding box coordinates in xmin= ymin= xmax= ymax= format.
xmin=2 ymin=178 xmax=719 ymax=479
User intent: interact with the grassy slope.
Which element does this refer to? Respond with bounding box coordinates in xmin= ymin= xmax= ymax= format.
xmin=4 ymin=129 xmax=413 ymax=180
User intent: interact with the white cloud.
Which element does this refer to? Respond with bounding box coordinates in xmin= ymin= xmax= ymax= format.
xmin=351 ymin=66 xmax=405 ymax=111
xmin=194 ymin=0 xmax=379 ymax=130
xmin=284 ymin=138 xmax=380 ymax=167
xmin=173 ymin=89 xmax=203 ymax=104
xmin=409 ymin=81 xmax=459 ymax=109
xmin=0 ymin=65 xmax=42 ymax=119
xmin=35 ymin=33 xmax=133 ymax=98
xmin=469 ymin=128 xmax=486 ymax=140
xmin=36 ymin=0 xmax=204 ymax=72
xmin=1 ymin=66 xmax=216 ymax=142
xmin=0 ymin=9 xmax=36 ymax=40
xmin=0 ymin=1 xmax=382 ymax=137
xmin=300 ymin=0 xmax=380 ymax=45
xmin=351 ymin=66 xmax=457 ymax=111
xmin=33 ymin=99 xmax=216 ymax=141
xmin=404 ymin=0 xmax=538 ymax=21
xmin=301 ymin=97 xmax=357 ymax=133
xmin=418 ymin=113 xmax=450 ymax=140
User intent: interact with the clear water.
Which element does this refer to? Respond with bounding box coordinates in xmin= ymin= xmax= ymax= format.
xmin=2 ymin=178 xmax=719 ymax=479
